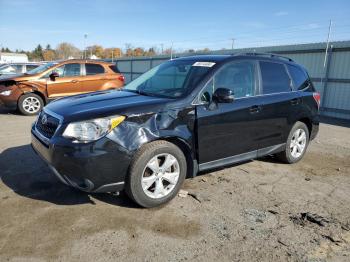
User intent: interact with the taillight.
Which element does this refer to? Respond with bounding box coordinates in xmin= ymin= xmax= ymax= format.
xmin=117 ymin=75 xmax=125 ymax=82
xmin=313 ymin=92 xmax=321 ymax=109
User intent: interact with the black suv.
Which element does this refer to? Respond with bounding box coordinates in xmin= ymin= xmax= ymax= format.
xmin=31 ymin=54 xmax=320 ymax=207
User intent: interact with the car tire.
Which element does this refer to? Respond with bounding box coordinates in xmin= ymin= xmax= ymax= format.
xmin=126 ymin=140 xmax=187 ymax=208
xmin=18 ymin=93 xmax=44 ymax=116
xmin=276 ymin=121 xmax=309 ymax=164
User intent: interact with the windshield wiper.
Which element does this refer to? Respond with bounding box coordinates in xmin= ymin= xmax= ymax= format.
xmin=124 ymin=89 xmax=157 ymax=97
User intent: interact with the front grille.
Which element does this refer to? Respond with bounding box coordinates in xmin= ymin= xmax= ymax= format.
xmin=35 ymin=112 xmax=60 ymax=139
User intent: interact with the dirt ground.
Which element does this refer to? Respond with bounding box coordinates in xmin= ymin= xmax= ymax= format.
xmin=0 ymin=107 xmax=349 ymax=262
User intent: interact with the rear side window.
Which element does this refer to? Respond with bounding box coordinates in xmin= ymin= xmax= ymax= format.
xmin=287 ymin=64 xmax=309 ymax=90
xmin=109 ymin=65 xmax=120 ymax=73
xmin=260 ymin=61 xmax=291 ymax=94
xmin=86 ymin=63 xmax=105 ymax=75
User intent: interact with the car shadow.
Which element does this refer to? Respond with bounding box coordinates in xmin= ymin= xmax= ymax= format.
xmin=0 ymin=144 xmax=139 ymax=208
xmin=0 ymin=107 xmax=18 ymax=115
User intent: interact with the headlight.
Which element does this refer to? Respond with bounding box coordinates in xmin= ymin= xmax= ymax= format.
xmin=63 ymin=115 xmax=125 ymax=142
xmin=0 ymin=90 xmax=12 ymax=96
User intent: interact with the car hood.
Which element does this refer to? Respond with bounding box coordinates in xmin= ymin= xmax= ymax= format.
xmin=45 ymin=90 xmax=172 ymax=123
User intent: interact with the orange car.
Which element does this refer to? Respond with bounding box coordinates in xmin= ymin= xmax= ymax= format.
xmin=0 ymin=60 xmax=124 ymax=115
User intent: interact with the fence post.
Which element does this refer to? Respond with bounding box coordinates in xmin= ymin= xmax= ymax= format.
xmin=130 ymin=60 xmax=133 ymax=81
xmin=321 ymin=45 xmax=333 ymax=109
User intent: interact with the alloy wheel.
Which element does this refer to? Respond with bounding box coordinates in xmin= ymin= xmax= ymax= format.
xmin=141 ymin=153 xmax=180 ymax=199
xmin=290 ymin=128 xmax=307 ymax=158
xmin=22 ymin=97 xmax=41 ymax=114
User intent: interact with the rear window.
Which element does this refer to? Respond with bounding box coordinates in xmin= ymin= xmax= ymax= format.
xmin=260 ymin=61 xmax=291 ymax=94
xmin=287 ymin=64 xmax=309 ymax=90
xmin=109 ymin=65 xmax=120 ymax=73
xmin=86 ymin=63 xmax=105 ymax=75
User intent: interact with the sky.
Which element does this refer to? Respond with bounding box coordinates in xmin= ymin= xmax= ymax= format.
xmin=0 ymin=0 xmax=350 ymax=52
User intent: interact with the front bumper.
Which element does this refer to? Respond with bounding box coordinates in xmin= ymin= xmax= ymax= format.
xmin=0 ymin=86 xmax=22 ymax=110
xmin=31 ymin=126 xmax=132 ymax=193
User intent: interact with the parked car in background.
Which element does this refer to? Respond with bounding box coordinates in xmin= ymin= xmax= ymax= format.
xmin=31 ymin=54 xmax=320 ymax=207
xmin=0 ymin=60 xmax=125 ymax=115
xmin=0 ymin=62 xmax=43 ymax=77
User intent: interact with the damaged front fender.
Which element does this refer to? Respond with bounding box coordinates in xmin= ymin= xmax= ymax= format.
xmin=106 ymin=107 xmax=196 ymax=158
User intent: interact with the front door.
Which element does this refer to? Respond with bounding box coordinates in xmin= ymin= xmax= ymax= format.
xmin=196 ymin=61 xmax=260 ymax=167
xmin=46 ymin=63 xmax=83 ymax=98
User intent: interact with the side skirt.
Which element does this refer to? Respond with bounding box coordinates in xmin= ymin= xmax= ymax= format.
xmin=198 ymin=143 xmax=285 ymax=172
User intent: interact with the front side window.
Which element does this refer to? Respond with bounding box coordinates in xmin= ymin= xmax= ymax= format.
xmin=200 ymin=61 xmax=255 ymax=102
xmin=85 ymin=63 xmax=105 ymax=75
xmin=62 ymin=63 xmax=81 ymax=77
xmin=260 ymin=61 xmax=291 ymax=94
xmin=287 ymin=64 xmax=309 ymax=90
xmin=123 ymin=60 xmax=212 ymax=98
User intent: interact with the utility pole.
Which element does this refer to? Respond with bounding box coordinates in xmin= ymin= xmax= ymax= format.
xmin=112 ymin=50 xmax=114 ymax=62
xmin=84 ymin=34 xmax=88 ymax=59
xmin=231 ymin=38 xmax=235 ymax=50
xmin=170 ymin=42 xmax=174 ymax=60
xmin=160 ymin=43 xmax=164 ymax=55
xmin=323 ymin=19 xmax=332 ymax=68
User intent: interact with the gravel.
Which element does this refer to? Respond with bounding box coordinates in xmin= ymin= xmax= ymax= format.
xmin=0 ymin=108 xmax=349 ymax=262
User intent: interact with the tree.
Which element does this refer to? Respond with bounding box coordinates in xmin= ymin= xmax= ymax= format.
xmin=46 ymin=44 xmax=52 ymax=50
xmin=31 ymin=44 xmax=44 ymax=61
xmin=86 ymin=45 xmax=104 ymax=58
xmin=145 ymin=47 xmax=156 ymax=57
xmin=42 ymin=49 xmax=56 ymax=61
xmin=125 ymin=43 xmax=133 ymax=57
xmin=104 ymin=48 xmax=122 ymax=59
xmin=56 ymin=42 xmax=81 ymax=59
xmin=133 ymin=47 xmax=145 ymax=57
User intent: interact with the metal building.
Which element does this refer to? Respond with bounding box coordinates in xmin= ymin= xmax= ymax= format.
xmin=0 ymin=52 xmax=28 ymax=63
xmin=109 ymin=41 xmax=350 ymax=120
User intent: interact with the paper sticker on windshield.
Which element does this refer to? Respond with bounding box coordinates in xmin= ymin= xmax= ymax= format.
xmin=192 ymin=62 xmax=216 ymax=67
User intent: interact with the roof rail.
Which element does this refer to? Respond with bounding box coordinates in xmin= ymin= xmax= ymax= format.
xmin=233 ymin=52 xmax=294 ymax=62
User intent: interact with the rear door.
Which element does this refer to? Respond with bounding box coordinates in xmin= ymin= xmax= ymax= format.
xmin=255 ymin=60 xmax=300 ymax=155
xmin=81 ymin=63 xmax=107 ymax=92
xmin=196 ymin=60 xmax=261 ymax=166
xmin=46 ymin=63 xmax=83 ymax=98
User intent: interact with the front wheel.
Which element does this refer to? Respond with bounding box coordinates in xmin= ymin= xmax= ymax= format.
xmin=126 ymin=141 xmax=187 ymax=208
xmin=276 ymin=121 xmax=309 ymax=164
xmin=18 ymin=93 xmax=44 ymax=116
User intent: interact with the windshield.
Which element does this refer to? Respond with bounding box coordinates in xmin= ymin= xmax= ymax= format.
xmin=26 ymin=62 xmax=56 ymax=75
xmin=123 ymin=60 xmax=213 ymax=98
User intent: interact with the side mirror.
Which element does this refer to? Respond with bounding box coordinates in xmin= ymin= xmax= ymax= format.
xmin=212 ymin=88 xmax=234 ymax=103
xmin=49 ymin=72 xmax=59 ymax=81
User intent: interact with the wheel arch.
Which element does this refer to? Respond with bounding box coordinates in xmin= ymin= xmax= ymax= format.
xmin=297 ymin=117 xmax=312 ymax=137
xmin=157 ymin=136 xmax=196 ymax=179
xmin=21 ymin=90 xmax=47 ymax=105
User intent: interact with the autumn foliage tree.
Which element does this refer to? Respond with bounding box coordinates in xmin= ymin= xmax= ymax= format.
xmin=56 ymin=42 xmax=81 ymax=59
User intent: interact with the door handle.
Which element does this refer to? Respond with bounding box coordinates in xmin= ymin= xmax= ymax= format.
xmin=249 ymin=105 xmax=261 ymax=114
xmin=290 ymin=98 xmax=300 ymax=105
xmin=71 ymin=80 xmax=78 ymax=83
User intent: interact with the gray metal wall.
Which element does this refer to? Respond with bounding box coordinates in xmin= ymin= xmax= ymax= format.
xmin=107 ymin=40 xmax=350 ymax=120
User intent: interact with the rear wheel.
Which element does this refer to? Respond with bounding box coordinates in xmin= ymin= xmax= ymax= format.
xmin=18 ymin=93 xmax=44 ymax=116
xmin=126 ymin=141 xmax=187 ymax=208
xmin=276 ymin=121 xmax=309 ymax=164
